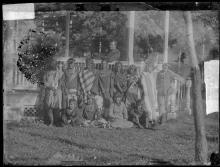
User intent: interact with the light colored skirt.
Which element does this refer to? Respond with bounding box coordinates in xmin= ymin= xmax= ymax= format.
xmin=110 ymin=119 xmax=134 ymax=128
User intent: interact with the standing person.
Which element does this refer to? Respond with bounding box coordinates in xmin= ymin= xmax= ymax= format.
xmin=64 ymin=58 xmax=78 ymax=105
xmin=91 ymin=60 xmax=114 ymax=118
xmin=108 ymin=93 xmax=133 ymax=128
xmin=42 ymin=66 xmax=56 ymax=126
xmin=125 ymin=65 xmax=142 ymax=108
xmin=140 ymin=53 xmax=161 ymax=128
xmin=44 ymin=60 xmax=66 ymax=127
xmin=102 ymin=40 xmax=120 ymax=62
xmin=53 ymin=61 xmax=67 ymax=110
xmin=112 ymin=62 xmax=128 ymax=103
xmin=79 ymin=57 xmax=98 ymax=103
xmin=156 ymin=63 xmax=185 ymax=124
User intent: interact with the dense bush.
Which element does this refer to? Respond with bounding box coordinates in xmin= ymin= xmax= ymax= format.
xmin=17 ymin=29 xmax=61 ymax=85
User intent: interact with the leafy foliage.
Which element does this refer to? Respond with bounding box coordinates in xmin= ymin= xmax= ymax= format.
xmin=134 ymin=11 xmax=218 ymax=62
xmin=35 ymin=11 xmax=128 ymax=59
xmin=33 ymin=11 xmax=218 ymax=62
xmin=17 ymin=29 xmax=61 ymax=85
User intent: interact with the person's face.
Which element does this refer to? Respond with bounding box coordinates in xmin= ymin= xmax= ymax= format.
xmin=162 ymin=65 xmax=168 ymax=71
xmin=110 ymin=42 xmax=116 ymax=50
xmin=87 ymin=97 xmax=93 ymax=104
xmin=69 ymin=102 xmax=75 ymax=110
xmin=115 ymin=97 xmax=121 ymax=104
xmin=68 ymin=62 xmax=75 ymax=69
xmin=130 ymin=67 xmax=136 ymax=75
xmin=63 ymin=63 xmax=67 ymax=70
xmin=57 ymin=62 xmax=63 ymax=70
xmin=116 ymin=64 xmax=122 ymax=72
xmin=137 ymin=105 xmax=142 ymax=111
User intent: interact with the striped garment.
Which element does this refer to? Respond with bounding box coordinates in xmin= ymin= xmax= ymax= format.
xmin=79 ymin=69 xmax=96 ymax=102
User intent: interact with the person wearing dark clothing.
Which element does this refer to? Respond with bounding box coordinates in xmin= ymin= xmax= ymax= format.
xmin=125 ymin=65 xmax=142 ymax=108
xmin=91 ymin=60 xmax=114 ymax=112
xmin=82 ymin=94 xmax=99 ymax=121
xmin=128 ymin=100 xmax=147 ymax=129
xmin=102 ymin=40 xmax=120 ymax=62
xmin=112 ymin=62 xmax=127 ymax=102
xmin=61 ymin=99 xmax=84 ymax=126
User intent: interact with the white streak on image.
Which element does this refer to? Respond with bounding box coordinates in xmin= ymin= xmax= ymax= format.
xmin=3 ymin=3 xmax=35 ymax=20
xmin=204 ymin=60 xmax=219 ymax=114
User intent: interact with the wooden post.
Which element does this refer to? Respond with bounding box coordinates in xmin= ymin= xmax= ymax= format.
xmin=164 ymin=11 xmax=170 ymax=63
xmin=65 ymin=11 xmax=70 ymax=57
xmin=184 ymin=11 xmax=208 ymax=165
xmin=128 ymin=11 xmax=135 ymax=65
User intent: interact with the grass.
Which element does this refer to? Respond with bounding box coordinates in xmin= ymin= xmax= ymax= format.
xmin=3 ymin=112 xmax=219 ymax=165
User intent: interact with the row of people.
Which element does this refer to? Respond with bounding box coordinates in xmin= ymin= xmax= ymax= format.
xmin=60 ymin=92 xmax=136 ymax=128
xmin=37 ymin=53 xmax=185 ymax=129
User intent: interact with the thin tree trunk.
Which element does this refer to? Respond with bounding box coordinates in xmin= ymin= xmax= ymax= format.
xmin=183 ymin=11 xmax=208 ymax=164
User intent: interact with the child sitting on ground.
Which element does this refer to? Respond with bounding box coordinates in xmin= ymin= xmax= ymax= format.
xmin=82 ymin=94 xmax=99 ymax=126
xmin=128 ymin=100 xmax=146 ymax=129
xmin=93 ymin=94 xmax=110 ymax=128
xmin=61 ymin=99 xmax=84 ymax=127
xmin=82 ymin=93 xmax=110 ymax=128
xmin=108 ymin=93 xmax=134 ymax=128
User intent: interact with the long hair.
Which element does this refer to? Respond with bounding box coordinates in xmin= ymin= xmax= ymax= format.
xmin=114 ymin=61 xmax=123 ymax=73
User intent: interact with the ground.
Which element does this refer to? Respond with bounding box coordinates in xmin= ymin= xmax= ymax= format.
xmin=4 ymin=111 xmax=219 ymax=165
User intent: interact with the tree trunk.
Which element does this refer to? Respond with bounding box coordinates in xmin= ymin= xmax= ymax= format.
xmin=191 ymin=68 xmax=208 ymax=164
xmin=183 ymin=11 xmax=208 ymax=164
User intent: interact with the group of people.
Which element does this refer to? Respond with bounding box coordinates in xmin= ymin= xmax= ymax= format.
xmin=36 ymin=41 xmax=186 ymax=129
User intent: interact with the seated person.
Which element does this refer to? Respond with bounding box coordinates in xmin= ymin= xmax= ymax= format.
xmin=128 ymin=100 xmax=147 ymax=129
xmin=101 ymin=40 xmax=120 ymax=62
xmin=108 ymin=93 xmax=134 ymax=128
xmin=83 ymin=94 xmax=98 ymax=121
xmin=83 ymin=94 xmax=109 ymax=128
xmin=61 ymin=99 xmax=84 ymax=127
xmin=93 ymin=94 xmax=110 ymax=128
